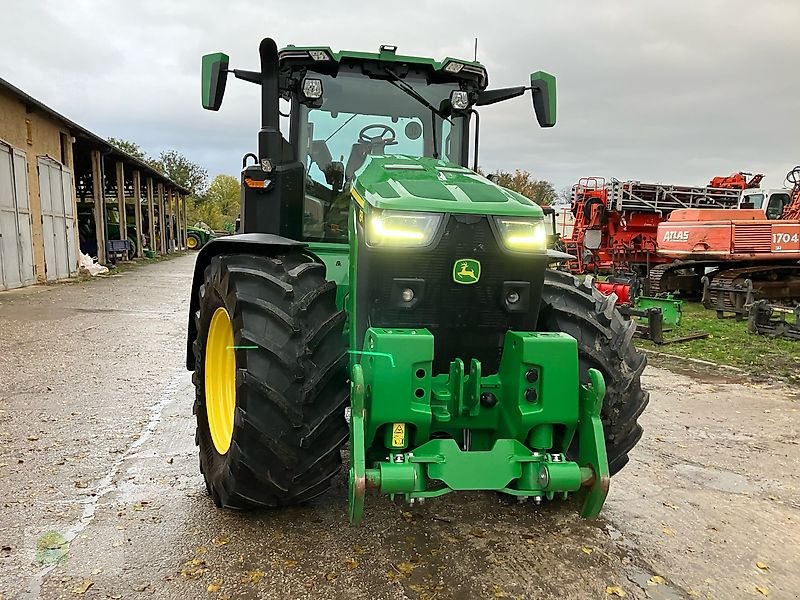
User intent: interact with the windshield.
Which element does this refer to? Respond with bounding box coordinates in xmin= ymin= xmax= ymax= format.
xmin=745 ymin=193 xmax=764 ymax=209
xmin=295 ymin=69 xmax=468 ymax=242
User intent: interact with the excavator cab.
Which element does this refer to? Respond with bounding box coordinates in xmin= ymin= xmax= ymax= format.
xmin=740 ymin=189 xmax=793 ymax=220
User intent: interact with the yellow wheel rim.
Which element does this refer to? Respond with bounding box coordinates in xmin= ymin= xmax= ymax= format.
xmin=205 ymin=307 xmax=236 ymax=454
xmin=187 ymin=236 xmax=198 ymax=249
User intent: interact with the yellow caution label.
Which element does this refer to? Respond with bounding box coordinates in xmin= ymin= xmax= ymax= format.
xmin=391 ymin=423 xmax=406 ymax=448
xmin=351 ymin=187 xmax=366 ymax=207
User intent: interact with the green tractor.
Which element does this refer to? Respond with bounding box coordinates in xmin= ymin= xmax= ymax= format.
xmin=187 ymin=39 xmax=648 ymax=523
xmin=187 ymin=223 xmax=216 ymax=250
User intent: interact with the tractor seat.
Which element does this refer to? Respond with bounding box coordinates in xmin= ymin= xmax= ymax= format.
xmin=309 ymin=139 xmax=333 ymax=172
xmin=345 ymin=142 xmax=371 ymax=180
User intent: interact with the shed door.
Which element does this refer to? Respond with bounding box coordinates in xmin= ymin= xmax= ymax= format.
xmin=38 ymin=156 xmax=77 ymax=281
xmin=0 ymin=142 xmax=35 ymax=290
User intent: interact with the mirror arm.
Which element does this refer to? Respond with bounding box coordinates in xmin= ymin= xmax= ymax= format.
xmin=232 ymin=69 xmax=262 ymax=85
xmin=474 ymin=86 xmax=527 ymax=107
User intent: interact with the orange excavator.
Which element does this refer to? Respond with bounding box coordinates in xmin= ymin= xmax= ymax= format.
xmin=652 ymin=167 xmax=800 ymax=312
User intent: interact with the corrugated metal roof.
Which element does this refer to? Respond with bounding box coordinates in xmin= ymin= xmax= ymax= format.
xmin=0 ymin=76 xmax=191 ymax=194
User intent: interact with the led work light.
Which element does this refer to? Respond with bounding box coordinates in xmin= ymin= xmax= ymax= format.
xmin=302 ymin=78 xmax=323 ymax=99
xmin=450 ymin=90 xmax=469 ymax=110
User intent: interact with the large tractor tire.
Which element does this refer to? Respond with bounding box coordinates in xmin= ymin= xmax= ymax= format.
xmin=187 ymin=232 xmax=201 ymax=250
xmin=538 ymin=270 xmax=649 ymax=475
xmin=192 ymin=251 xmax=349 ymax=508
xmin=128 ymin=234 xmax=139 ymax=259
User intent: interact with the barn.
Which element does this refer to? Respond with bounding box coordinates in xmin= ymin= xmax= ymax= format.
xmin=0 ymin=77 xmax=189 ymax=290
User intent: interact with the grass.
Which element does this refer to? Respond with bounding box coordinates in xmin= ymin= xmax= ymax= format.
xmin=635 ymin=301 xmax=800 ymax=383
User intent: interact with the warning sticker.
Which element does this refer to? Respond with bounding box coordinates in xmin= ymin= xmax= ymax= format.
xmin=391 ymin=423 xmax=406 ymax=448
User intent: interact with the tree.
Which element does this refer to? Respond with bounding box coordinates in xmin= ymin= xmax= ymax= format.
xmin=188 ymin=174 xmax=239 ymax=230
xmin=107 ymin=137 xmax=147 ymax=161
xmin=187 ymin=197 xmax=225 ymax=230
xmin=151 ymin=150 xmax=208 ymax=197
xmin=204 ymin=174 xmax=240 ymax=215
xmin=485 ymin=169 xmax=557 ymax=206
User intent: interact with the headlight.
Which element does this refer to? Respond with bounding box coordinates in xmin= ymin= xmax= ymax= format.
xmin=494 ymin=216 xmax=547 ymax=251
xmin=366 ymin=211 xmax=442 ymax=248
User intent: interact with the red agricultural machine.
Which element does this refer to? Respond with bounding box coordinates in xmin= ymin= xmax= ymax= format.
xmin=561 ymin=173 xmax=759 ymax=278
xmin=708 ymin=172 xmax=764 ymax=190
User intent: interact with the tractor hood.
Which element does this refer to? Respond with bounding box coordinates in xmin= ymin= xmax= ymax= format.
xmin=351 ymin=155 xmax=544 ymax=218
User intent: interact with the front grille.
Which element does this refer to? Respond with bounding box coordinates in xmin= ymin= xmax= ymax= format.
xmin=357 ymin=216 xmax=545 ymax=374
xmin=733 ymin=223 xmax=772 ymax=253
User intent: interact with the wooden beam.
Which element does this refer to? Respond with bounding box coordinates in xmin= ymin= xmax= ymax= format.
xmin=173 ymin=189 xmax=181 ymax=250
xmin=175 ymin=190 xmax=181 ymax=250
xmin=147 ymin=177 xmax=155 ymax=254
xmin=133 ymin=170 xmax=143 ymax=258
xmin=165 ymin=188 xmax=173 ymax=253
xmin=115 ymin=161 xmax=127 ymax=247
xmin=182 ymin=194 xmax=188 ymax=249
xmin=174 ymin=190 xmax=181 ymax=249
xmin=175 ymin=192 xmax=183 ymax=250
xmin=157 ymin=182 xmax=166 ymax=254
xmin=177 ymin=191 xmax=185 ymax=249
xmin=90 ymin=150 xmax=106 ymax=264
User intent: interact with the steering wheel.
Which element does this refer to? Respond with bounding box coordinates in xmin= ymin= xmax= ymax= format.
xmin=358 ymin=124 xmax=397 ymax=147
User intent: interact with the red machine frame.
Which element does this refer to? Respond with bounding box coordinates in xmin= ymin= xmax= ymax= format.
xmin=561 ymin=174 xmax=751 ymax=276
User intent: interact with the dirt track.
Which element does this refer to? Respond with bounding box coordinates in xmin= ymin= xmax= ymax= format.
xmin=0 ymin=254 xmax=798 ymax=599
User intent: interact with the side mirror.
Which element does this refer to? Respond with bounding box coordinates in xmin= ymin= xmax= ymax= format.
xmin=530 ymin=71 xmax=556 ymax=128
xmin=202 ymin=52 xmax=230 ymax=111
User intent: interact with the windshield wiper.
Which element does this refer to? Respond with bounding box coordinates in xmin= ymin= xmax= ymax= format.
xmin=383 ymin=67 xmax=451 ymax=159
xmin=324 ymin=113 xmax=359 ymax=144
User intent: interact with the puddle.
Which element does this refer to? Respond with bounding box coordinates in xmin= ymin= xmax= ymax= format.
xmin=71 ymin=307 xmax=176 ymax=316
xmin=647 ymin=356 xmax=743 ymax=384
xmin=626 ymin=565 xmax=685 ymax=600
xmin=604 ymin=522 xmax=687 ymax=599
xmin=674 ymin=463 xmax=757 ymax=494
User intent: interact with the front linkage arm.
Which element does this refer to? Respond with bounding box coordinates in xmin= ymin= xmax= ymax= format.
xmin=347 ymin=328 xmax=609 ymax=524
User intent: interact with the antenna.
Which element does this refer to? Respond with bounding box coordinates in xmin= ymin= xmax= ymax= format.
xmin=474 ymin=37 xmax=478 ymax=61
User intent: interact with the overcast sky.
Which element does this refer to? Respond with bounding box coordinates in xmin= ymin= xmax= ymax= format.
xmin=2 ymin=0 xmax=799 ymax=193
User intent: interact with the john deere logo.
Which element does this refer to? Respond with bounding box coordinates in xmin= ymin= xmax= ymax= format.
xmin=453 ymin=258 xmax=481 ymax=285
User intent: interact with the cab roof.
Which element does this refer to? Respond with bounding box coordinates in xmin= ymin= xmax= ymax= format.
xmin=278 ymin=44 xmax=488 ymax=89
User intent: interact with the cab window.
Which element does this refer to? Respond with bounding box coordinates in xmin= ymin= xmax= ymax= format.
xmin=766 ymin=193 xmax=791 ymax=220
xmin=746 ymin=193 xmax=764 ymax=209
xmin=295 ymin=70 xmax=465 ymax=242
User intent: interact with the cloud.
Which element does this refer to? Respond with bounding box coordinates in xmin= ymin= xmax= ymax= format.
xmin=1 ymin=0 xmax=798 ymax=191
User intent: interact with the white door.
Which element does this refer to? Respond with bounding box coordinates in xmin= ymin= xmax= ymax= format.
xmin=0 ymin=142 xmax=35 ymax=290
xmin=38 ymin=156 xmax=77 ymax=281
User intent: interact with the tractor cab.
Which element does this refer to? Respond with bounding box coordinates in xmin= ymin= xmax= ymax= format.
xmin=290 ymin=47 xmax=483 ymax=241
xmin=201 ymin=42 xmax=555 ymax=244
